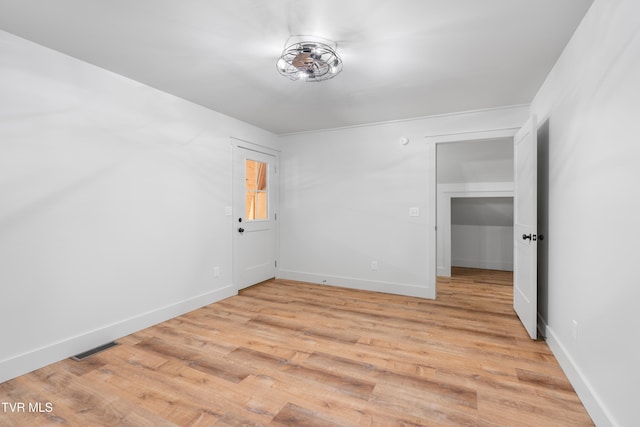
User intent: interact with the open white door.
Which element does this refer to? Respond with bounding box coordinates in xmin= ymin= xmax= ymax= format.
xmin=233 ymin=145 xmax=278 ymax=289
xmin=514 ymin=116 xmax=538 ymax=339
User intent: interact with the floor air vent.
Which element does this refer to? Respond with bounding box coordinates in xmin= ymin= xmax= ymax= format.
xmin=71 ymin=341 xmax=119 ymax=361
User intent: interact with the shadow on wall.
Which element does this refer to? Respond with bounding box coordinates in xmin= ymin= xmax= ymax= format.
xmin=536 ymin=118 xmax=550 ymax=335
xmin=451 ymin=196 xmax=514 ymax=272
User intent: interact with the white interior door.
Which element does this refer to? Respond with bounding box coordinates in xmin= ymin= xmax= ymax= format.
xmin=233 ymin=145 xmax=278 ymax=289
xmin=513 ymin=116 xmax=538 ymax=339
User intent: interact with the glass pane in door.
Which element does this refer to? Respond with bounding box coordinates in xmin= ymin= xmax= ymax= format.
xmin=246 ymin=159 xmax=268 ymax=220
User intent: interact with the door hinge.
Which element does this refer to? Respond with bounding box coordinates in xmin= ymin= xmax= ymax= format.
xmin=275 ymin=260 xmax=278 ymax=268
xmin=275 ymin=213 xmax=277 ymax=221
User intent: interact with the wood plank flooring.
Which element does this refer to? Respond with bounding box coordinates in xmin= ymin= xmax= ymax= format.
xmin=0 ymin=268 xmax=594 ymax=426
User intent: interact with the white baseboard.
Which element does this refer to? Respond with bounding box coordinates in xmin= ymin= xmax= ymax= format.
xmin=437 ymin=266 xmax=450 ymax=277
xmin=544 ymin=325 xmax=617 ymax=427
xmin=277 ymin=269 xmax=432 ymax=299
xmin=0 ymin=284 xmax=237 ymax=384
xmin=451 ymin=258 xmax=513 ymax=271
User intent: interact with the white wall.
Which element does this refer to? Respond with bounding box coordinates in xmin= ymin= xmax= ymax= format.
xmin=450 ymin=197 xmax=514 ymax=271
xmin=451 ymin=224 xmax=513 ymax=270
xmin=0 ymin=31 xmax=278 ymax=382
xmin=530 ymin=1 xmax=640 ymax=425
xmin=436 ymin=138 xmax=514 ymax=183
xmin=278 ymin=106 xmax=528 ymax=298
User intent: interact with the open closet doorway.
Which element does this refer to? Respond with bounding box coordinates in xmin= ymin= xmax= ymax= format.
xmin=427 ymin=127 xmax=519 ymax=300
xmin=450 ymin=196 xmax=514 ymax=272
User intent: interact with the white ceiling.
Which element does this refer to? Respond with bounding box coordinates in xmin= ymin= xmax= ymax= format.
xmin=0 ymin=0 xmax=593 ymax=135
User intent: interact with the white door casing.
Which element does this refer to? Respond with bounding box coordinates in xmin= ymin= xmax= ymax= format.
xmin=513 ymin=116 xmax=538 ymax=339
xmin=233 ymin=144 xmax=278 ymax=290
xmin=437 ymin=184 xmax=514 ymax=277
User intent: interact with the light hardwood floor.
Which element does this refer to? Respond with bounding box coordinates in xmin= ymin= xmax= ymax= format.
xmin=0 ymin=268 xmax=594 ymax=426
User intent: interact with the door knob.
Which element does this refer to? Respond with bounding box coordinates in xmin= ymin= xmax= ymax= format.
xmin=238 ymin=227 xmax=245 ymax=233
xmin=522 ymin=233 xmax=532 ymax=240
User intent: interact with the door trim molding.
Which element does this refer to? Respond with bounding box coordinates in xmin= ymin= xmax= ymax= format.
xmin=437 ymin=182 xmax=514 ymax=276
xmin=230 ymin=136 xmax=281 ymax=154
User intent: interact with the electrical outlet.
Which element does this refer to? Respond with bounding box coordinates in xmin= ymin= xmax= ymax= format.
xmin=572 ymin=320 xmax=578 ymax=340
xmin=214 ymin=266 xmax=220 ymax=278
xmin=371 ymin=261 xmax=378 ymax=270
xmin=409 ymin=207 xmax=420 ymax=217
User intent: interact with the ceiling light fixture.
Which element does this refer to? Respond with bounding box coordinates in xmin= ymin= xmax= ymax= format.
xmin=276 ymin=35 xmax=343 ymax=82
